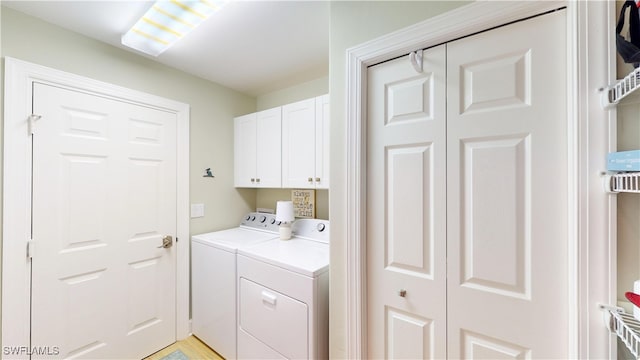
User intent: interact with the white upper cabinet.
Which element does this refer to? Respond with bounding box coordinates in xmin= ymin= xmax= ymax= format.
xmin=282 ymin=98 xmax=316 ymax=188
xmin=315 ymin=94 xmax=330 ymax=189
xmin=282 ymin=95 xmax=329 ymax=189
xmin=234 ymin=113 xmax=257 ymax=188
xmin=234 ymin=107 xmax=282 ymax=188
xmin=234 ymin=95 xmax=328 ymax=189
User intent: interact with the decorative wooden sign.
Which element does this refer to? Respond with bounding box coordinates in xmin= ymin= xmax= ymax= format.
xmin=291 ymin=189 xmax=315 ymax=218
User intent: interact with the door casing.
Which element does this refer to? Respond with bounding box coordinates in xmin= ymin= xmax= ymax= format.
xmin=2 ymin=57 xmax=191 ymax=355
xmin=344 ymin=1 xmax=616 ymax=359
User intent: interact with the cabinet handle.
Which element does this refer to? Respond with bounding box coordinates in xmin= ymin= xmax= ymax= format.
xmin=308 ymin=177 xmax=313 ymax=182
xmin=256 ymin=178 xmax=261 ymax=183
xmin=262 ymin=291 xmax=277 ymax=306
xmin=251 ymin=178 xmax=255 ymax=182
xmin=315 ymin=177 xmax=321 ymax=182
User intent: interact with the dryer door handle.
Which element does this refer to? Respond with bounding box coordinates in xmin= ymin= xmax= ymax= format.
xmin=261 ymin=291 xmax=277 ymax=306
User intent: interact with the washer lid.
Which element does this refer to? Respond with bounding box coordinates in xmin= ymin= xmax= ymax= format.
xmin=238 ymin=238 xmax=329 ymax=277
xmin=192 ymin=227 xmax=279 ymax=252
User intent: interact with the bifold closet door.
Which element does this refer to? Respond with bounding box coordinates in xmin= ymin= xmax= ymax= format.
xmin=366 ymin=45 xmax=447 ymax=359
xmin=446 ymin=10 xmax=568 ymax=359
xmin=366 ymin=8 xmax=568 ymax=360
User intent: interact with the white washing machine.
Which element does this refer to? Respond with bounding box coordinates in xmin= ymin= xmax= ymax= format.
xmin=236 ymin=219 xmax=330 ymax=360
xmin=191 ymin=212 xmax=279 ymax=359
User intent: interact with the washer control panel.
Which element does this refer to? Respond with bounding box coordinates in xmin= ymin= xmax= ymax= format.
xmin=240 ymin=212 xmax=280 ymax=232
xmin=292 ymin=219 xmax=330 ymax=244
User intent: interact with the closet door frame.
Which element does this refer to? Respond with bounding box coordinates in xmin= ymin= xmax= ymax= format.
xmin=344 ymin=2 xmax=616 ymax=359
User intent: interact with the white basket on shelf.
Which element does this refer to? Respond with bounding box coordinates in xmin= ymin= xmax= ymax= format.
xmin=604 ymin=172 xmax=640 ymax=193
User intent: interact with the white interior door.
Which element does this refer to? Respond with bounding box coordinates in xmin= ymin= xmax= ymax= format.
xmin=446 ymin=10 xmax=567 ymax=358
xmin=31 ymin=82 xmax=177 ymax=359
xmin=366 ymin=9 xmax=567 ymax=359
xmin=366 ymin=45 xmax=447 ymax=359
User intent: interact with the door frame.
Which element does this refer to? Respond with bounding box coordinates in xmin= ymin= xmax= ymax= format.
xmin=345 ymin=1 xmax=616 ymax=359
xmin=2 ymin=57 xmax=191 ymax=353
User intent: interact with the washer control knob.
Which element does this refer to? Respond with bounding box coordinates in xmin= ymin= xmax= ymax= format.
xmin=245 ymin=215 xmax=251 ymax=221
xmin=250 ymin=216 xmax=256 ymax=221
xmin=270 ymin=218 xmax=276 ymax=225
xmin=317 ymin=223 xmax=326 ymax=232
xmin=259 ymin=215 xmax=266 ymax=223
xmin=277 ymin=221 xmax=282 ymax=226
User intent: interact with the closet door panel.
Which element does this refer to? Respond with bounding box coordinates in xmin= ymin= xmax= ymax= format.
xmin=366 ymin=44 xmax=447 ymax=359
xmin=447 ymin=10 xmax=568 ymax=359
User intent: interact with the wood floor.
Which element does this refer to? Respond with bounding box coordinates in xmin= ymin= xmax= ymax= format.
xmin=144 ymin=335 xmax=224 ymax=360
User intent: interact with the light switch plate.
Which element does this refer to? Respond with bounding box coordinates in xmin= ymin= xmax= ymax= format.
xmin=191 ymin=203 xmax=205 ymax=218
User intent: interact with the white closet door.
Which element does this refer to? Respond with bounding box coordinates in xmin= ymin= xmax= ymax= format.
xmin=366 ymin=45 xmax=447 ymax=359
xmin=446 ymin=10 xmax=567 ymax=359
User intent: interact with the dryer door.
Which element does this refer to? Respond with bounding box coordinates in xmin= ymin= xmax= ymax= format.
xmin=239 ymin=278 xmax=308 ymax=359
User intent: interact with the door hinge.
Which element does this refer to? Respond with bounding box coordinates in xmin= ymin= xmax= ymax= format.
xmin=28 ymin=114 xmax=42 ymax=135
xmin=27 ymin=238 xmax=35 ymax=259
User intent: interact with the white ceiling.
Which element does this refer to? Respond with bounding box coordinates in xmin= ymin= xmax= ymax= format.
xmin=2 ymin=1 xmax=330 ymax=96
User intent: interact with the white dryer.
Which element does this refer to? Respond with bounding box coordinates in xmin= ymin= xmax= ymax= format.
xmin=191 ymin=212 xmax=279 ymax=359
xmin=236 ymin=219 xmax=330 ymax=360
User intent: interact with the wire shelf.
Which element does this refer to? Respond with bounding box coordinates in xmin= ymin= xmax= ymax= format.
xmin=603 ymin=307 xmax=640 ymax=359
xmin=604 ymin=172 xmax=640 ymax=193
xmin=603 ymin=67 xmax=640 ymax=107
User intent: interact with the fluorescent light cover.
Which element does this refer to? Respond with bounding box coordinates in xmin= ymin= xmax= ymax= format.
xmin=122 ymin=0 xmax=229 ymax=57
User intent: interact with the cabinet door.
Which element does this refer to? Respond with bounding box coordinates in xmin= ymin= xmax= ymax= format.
xmin=315 ymin=95 xmax=330 ymax=189
xmin=282 ymin=98 xmax=316 ymax=188
xmin=256 ymin=107 xmax=282 ymax=188
xmin=234 ymin=113 xmax=257 ymax=187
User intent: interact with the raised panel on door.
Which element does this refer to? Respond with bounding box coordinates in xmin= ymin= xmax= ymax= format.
xmin=282 ymin=98 xmax=316 ymax=188
xmin=234 ymin=113 xmax=257 ymax=187
xmin=366 ymin=45 xmax=447 ymax=359
xmin=256 ymin=107 xmax=282 ymax=188
xmin=446 ymin=10 xmax=568 ymax=359
xmin=31 ymin=83 xmax=176 ymax=359
xmin=32 ymin=84 xmax=121 ymax=359
xmin=315 ymin=95 xmax=330 ymax=189
xmin=122 ymin=103 xmax=177 ymax=357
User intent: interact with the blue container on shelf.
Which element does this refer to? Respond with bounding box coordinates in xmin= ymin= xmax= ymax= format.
xmin=607 ymin=150 xmax=640 ymax=171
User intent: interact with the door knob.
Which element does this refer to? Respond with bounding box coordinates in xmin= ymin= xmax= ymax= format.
xmin=157 ymin=235 xmax=173 ymax=249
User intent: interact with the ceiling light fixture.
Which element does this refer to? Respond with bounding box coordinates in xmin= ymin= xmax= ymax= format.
xmin=122 ymin=0 xmax=229 ymax=57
